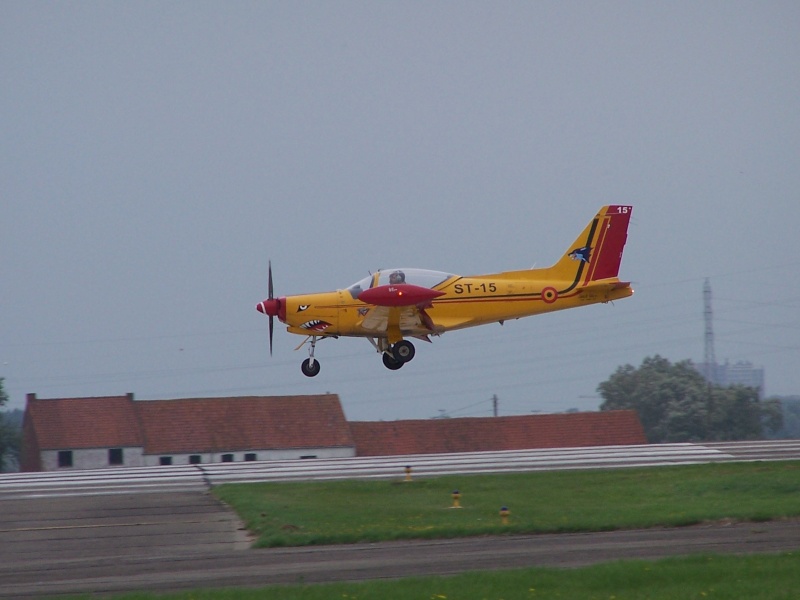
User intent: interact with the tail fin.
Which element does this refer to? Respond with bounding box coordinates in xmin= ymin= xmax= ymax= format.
xmin=545 ymin=205 xmax=632 ymax=286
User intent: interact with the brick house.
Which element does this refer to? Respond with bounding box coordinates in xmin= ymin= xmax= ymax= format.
xmin=20 ymin=393 xmax=355 ymax=471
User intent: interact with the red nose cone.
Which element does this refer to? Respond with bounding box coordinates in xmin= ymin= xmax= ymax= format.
xmin=257 ymin=298 xmax=281 ymax=317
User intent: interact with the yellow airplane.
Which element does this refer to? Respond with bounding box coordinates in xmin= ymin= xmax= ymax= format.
xmin=258 ymin=205 xmax=633 ymax=377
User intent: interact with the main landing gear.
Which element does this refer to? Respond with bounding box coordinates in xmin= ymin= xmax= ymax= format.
xmin=382 ymin=340 xmax=416 ymax=371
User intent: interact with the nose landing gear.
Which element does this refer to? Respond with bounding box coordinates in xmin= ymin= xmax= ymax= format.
xmin=301 ymin=337 xmax=321 ymax=377
xmin=301 ymin=358 xmax=320 ymax=377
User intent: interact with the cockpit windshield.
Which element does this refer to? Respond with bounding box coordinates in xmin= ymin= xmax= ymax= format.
xmin=346 ymin=268 xmax=453 ymax=299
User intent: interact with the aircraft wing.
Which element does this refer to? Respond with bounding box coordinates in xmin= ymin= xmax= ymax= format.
xmin=360 ymin=305 xmax=425 ymax=334
xmin=359 ymin=304 xmax=477 ymax=337
xmin=357 ymin=283 xmax=449 ymax=337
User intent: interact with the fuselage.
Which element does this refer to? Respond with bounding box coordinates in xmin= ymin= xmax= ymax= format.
xmin=280 ymin=267 xmax=632 ymax=340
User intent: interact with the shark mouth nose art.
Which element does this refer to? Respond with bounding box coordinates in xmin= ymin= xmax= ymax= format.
xmin=300 ymin=320 xmax=331 ymax=332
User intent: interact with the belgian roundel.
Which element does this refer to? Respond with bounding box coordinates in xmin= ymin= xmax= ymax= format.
xmin=542 ymin=287 xmax=558 ymax=304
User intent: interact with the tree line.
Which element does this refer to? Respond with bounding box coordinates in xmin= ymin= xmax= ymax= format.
xmin=0 ymin=378 xmax=22 ymax=472
xmin=598 ymin=355 xmax=783 ymax=443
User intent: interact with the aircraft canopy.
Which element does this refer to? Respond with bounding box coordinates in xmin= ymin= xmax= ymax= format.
xmin=346 ymin=268 xmax=453 ymax=298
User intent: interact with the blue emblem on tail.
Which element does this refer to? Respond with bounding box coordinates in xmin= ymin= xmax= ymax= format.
xmin=569 ymin=245 xmax=592 ymax=263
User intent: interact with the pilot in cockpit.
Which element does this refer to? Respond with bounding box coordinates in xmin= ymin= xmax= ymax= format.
xmin=389 ymin=270 xmax=406 ymax=284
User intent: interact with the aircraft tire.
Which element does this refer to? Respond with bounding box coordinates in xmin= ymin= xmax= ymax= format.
xmin=392 ymin=340 xmax=416 ymax=363
xmin=301 ymin=358 xmax=321 ymax=377
xmin=382 ymin=352 xmax=404 ymax=370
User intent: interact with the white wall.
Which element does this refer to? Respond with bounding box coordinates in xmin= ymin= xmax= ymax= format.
xmin=40 ymin=447 xmax=145 ymax=471
xmin=39 ymin=446 xmax=355 ymax=470
xmin=142 ymin=446 xmax=356 ymax=466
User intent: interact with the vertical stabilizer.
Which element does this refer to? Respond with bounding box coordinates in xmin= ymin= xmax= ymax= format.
xmin=545 ymin=205 xmax=632 ymax=284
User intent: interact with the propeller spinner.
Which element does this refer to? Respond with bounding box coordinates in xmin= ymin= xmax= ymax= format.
xmin=256 ymin=261 xmax=284 ymax=355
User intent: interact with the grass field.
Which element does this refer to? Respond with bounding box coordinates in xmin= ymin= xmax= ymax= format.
xmin=85 ymin=552 xmax=800 ymax=600
xmin=213 ymin=461 xmax=800 ymax=547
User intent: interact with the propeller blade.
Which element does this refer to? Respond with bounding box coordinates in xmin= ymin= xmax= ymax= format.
xmin=268 ymin=260 xmax=274 ymax=300
xmin=269 ymin=315 xmax=274 ymax=356
xmin=268 ymin=260 xmax=274 ymax=355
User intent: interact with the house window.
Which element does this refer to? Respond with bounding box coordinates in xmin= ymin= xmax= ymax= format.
xmin=159 ymin=456 xmax=172 ymax=466
xmin=221 ymin=454 xmax=234 ymax=462
xmin=244 ymin=453 xmax=257 ymax=461
xmin=109 ymin=448 xmax=123 ymax=466
xmin=189 ymin=454 xmax=202 ymax=464
xmin=58 ymin=450 xmax=73 ymax=468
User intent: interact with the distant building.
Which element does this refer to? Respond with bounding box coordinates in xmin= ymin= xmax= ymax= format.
xmin=696 ymin=360 xmax=765 ymax=397
xmin=20 ymin=393 xmax=648 ymax=472
xmin=21 ymin=393 xmax=355 ymax=472
xmin=721 ymin=360 xmax=765 ymax=394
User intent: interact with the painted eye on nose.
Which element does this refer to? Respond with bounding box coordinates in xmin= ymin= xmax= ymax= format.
xmin=297 ymin=305 xmax=309 ymax=312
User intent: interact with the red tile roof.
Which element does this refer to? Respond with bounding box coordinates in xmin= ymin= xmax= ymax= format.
xmin=22 ymin=393 xmax=354 ymax=455
xmin=137 ymin=395 xmax=354 ymax=454
xmin=24 ymin=394 xmax=143 ymax=450
xmin=349 ymin=410 xmax=646 ymax=456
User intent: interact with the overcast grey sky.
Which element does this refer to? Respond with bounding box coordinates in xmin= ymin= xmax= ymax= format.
xmin=3 ymin=2 xmax=799 ymax=420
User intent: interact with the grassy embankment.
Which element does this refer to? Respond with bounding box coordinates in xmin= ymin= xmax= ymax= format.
xmin=213 ymin=461 xmax=800 ymax=547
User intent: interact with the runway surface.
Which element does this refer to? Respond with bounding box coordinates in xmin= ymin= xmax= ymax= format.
xmin=1 ymin=441 xmax=799 ymax=598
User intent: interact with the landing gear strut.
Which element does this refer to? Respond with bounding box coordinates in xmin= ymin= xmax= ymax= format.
xmin=301 ymin=337 xmax=321 ymax=377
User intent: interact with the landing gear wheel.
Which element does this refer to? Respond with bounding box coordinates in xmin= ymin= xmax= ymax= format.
xmin=392 ymin=340 xmax=416 ymax=363
xmin=301 ymin=358 xmax=321 ymax=377
xmin=382 ymin=352 xmax=404 ymax=370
